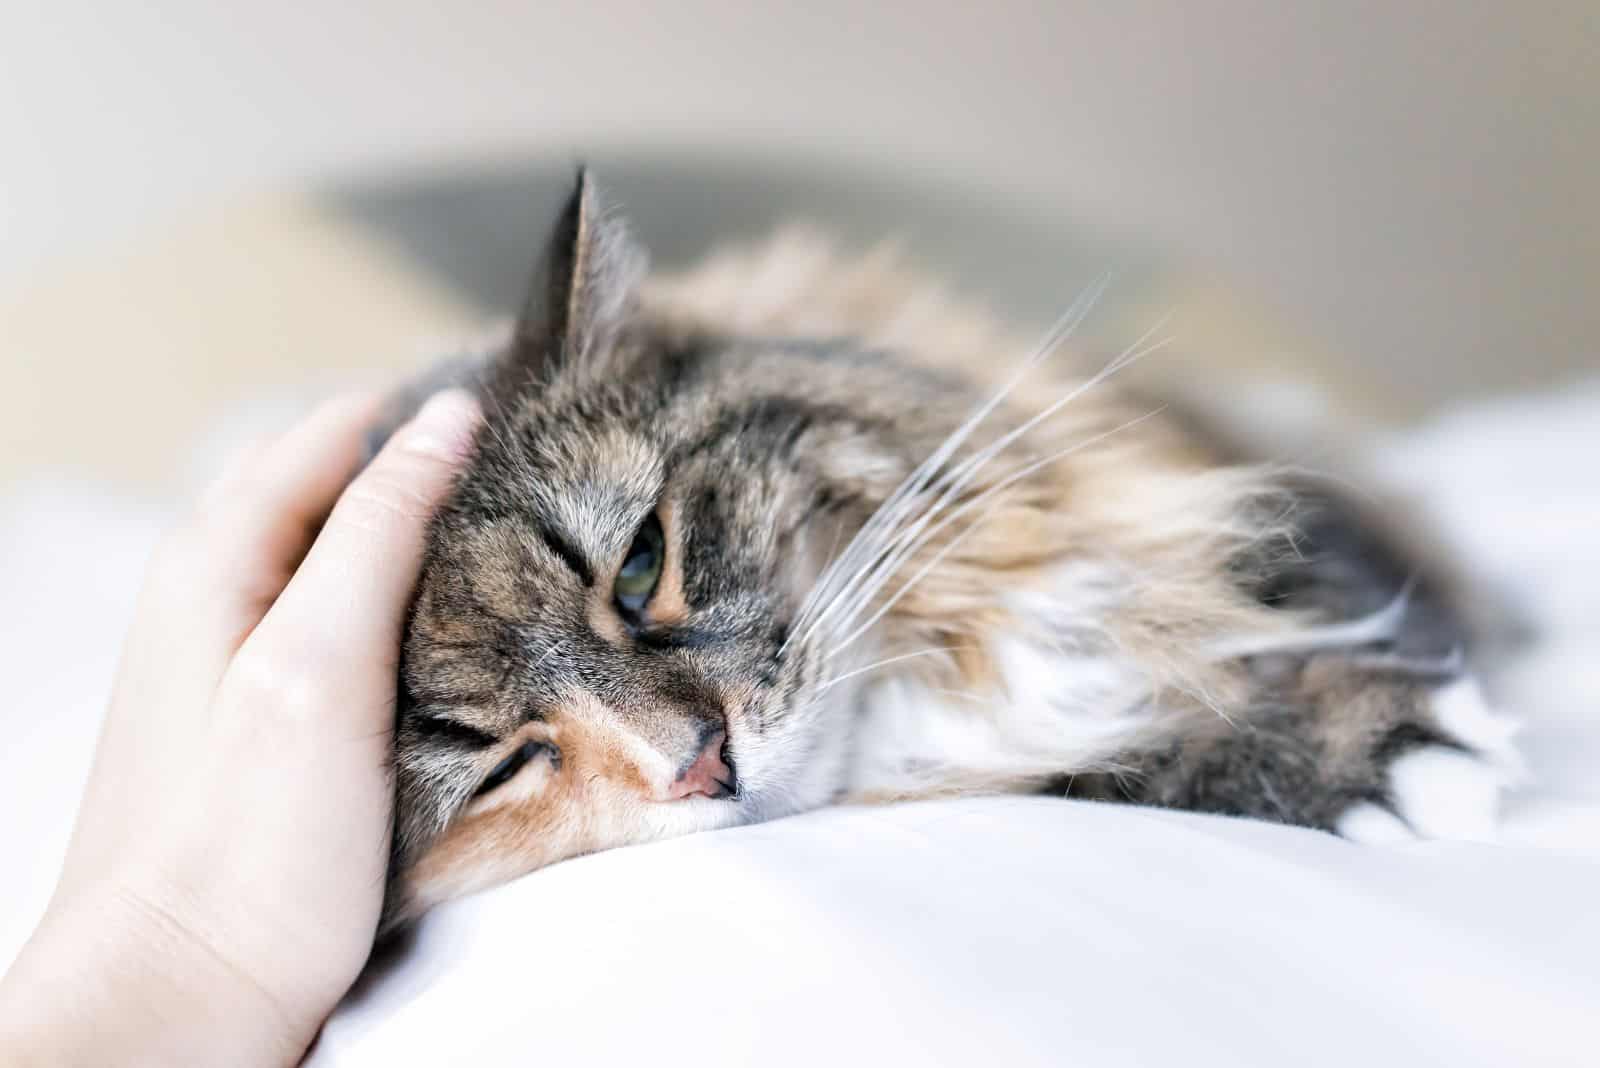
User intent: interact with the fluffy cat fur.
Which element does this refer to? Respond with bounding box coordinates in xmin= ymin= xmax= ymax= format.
xmin=372 ymin=171 xmax=1517 ymax=928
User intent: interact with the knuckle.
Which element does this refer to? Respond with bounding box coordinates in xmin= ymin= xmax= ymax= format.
xmin=227 ymin=648 xmax=328 ymax=724
xmin=175 ymin=484 xmax=247 ymax=549
xmin=337 ymin=473 xmax=434 ymax=533
xmin=379 ymin=409 xmax=473 ymax=477
xmin=387 ymin=427 xmax=463 ymax=479
xmin=154 ymin=499 xmax=247 ymax=580
xmin=150 ymin=515 xmax=218 ymax=580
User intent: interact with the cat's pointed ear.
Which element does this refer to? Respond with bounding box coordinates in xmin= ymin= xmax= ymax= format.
xmin=510 ymin=168 xmax=646 ymax=378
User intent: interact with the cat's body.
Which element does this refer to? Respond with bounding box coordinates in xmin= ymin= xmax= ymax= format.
xmin=377 ymin=173 xmax=1517 ymax=926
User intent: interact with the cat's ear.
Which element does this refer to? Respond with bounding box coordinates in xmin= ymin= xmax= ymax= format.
xmin=509 ymin=167 xmax=646 ymax=379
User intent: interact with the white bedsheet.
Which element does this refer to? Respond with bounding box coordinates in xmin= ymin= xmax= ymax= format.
xmin=3 ymin=383 xmax=1597 ymax=1066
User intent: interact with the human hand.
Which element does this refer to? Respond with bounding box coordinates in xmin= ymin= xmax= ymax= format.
xmin=0 ymin=389 xmax=480 ymax=1066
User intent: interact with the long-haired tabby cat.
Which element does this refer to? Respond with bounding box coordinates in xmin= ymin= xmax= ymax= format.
xmin=371 ymin=170 xmax=1518 ymax=928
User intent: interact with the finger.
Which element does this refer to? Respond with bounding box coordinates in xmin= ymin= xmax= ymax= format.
xmin=68 ymin=393 xmax=402 ymax=874
xmin=231 ymin=389 xmax=481 ymax=725
xmin=189 ymin=391 xmax=387 ymax=584
xmin=199 ymin=431 xmax=277 ymax=504
xmin=147 ymin=392 xmax=387 ymax=657
xmin=116 ymin=391 xmax=384 ymax=751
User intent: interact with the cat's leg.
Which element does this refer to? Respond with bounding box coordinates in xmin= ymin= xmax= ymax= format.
xmin=1064 ymin=652 xmax=1521 ymax=840
xmin=1065 ymin=478 xmax=1521 ymax=839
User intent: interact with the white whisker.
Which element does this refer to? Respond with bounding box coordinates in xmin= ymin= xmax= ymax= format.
xmin=815 ymin=645 xmax=970 ymax=695
xmin=787 ymin=276 xmax=1112 ymax=649
xmin=826 ymin=488 xmax=1011 ymax=657
xmin=814 ymin=331 xmax=1172 ymax=639
xmin=825 ymin=407 xmax=1169 ymax=655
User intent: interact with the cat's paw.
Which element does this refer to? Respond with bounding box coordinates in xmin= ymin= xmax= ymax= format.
xmin=1337 ymin=677 xmax=1523 ymax=843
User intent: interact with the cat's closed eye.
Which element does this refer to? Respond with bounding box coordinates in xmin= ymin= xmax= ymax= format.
xmin=614 ymin=512 xmax=665 ymax=617
xmin=474 ymin=740 xmax=560 ymax=797
xmin=382 ymin=167 xmax=1517 ymax=940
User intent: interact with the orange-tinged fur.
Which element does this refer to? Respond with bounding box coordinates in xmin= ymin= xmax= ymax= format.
xmin=385 ymin=179 xmax=1494 ymax=929
xmin=646 ymin=230 xmax=1294 ymax=706
xmin=394 ymin=228 xmax=1287 ymax=917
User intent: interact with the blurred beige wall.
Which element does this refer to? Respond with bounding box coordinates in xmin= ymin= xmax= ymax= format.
xmin=2 ymin=1 xmax=1595 ymax=410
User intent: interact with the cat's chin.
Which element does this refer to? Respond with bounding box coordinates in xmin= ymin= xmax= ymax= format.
xmin=638 ymin=793 xmax=756 ymax=843
xmin=719 ymin=713 xmax=858 ymax=824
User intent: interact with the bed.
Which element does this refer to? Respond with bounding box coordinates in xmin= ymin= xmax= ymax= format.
xmin=3 ymin=378 xmax=1595 ymax=1067
xmin=2 ymin=156 xmax=1595 ymax=1065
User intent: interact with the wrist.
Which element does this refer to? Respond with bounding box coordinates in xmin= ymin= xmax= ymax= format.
xmin=0 ymin=884 xmax=312 ymax=1067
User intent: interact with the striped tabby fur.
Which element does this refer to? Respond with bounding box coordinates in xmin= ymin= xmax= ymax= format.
xmin=374 ymin=172 xmax=1516 ymax=928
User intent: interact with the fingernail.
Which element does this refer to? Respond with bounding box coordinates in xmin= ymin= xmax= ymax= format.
xmin=404 ymin=389 xmax=481 ymax=461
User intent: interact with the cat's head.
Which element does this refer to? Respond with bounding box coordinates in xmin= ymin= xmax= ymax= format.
xmin=382 ymin=172 xmax=964 ymax=924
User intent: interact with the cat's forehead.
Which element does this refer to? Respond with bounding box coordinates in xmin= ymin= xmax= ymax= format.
xmin=484 ymin=355 xmax=800 ymax=504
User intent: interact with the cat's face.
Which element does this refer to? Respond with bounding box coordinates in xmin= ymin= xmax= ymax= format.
xmin=389 ymin=373 xmax=847 ymax=919
xmin=383 ymin=174 xmax=953 ymax=923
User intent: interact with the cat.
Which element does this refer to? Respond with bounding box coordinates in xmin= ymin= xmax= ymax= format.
xmin=372 ymin=170 xmax=1519 ymax=928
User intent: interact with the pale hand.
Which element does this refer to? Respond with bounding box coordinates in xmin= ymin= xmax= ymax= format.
xmin=0 ymin=389 xmax=479 ymax=1066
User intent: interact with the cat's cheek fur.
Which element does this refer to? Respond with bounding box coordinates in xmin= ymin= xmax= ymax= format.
xmin=391 ymin=693 xmax=783 ymax=919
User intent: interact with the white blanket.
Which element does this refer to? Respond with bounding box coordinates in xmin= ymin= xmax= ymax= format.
xmin=3 ymin=384 xmax=1597 ymax=1067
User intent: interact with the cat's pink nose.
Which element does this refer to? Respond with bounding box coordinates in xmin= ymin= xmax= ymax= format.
xmin=667 ymin=729 xmax=737 ymax=801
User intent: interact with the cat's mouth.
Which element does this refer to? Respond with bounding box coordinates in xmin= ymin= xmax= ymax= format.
xmin=717 ymin=732 xmax=740 ymax=798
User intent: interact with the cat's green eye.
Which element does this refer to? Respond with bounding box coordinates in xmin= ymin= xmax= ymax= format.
xmin=614 ymin=513 xmax=665 ymax=615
